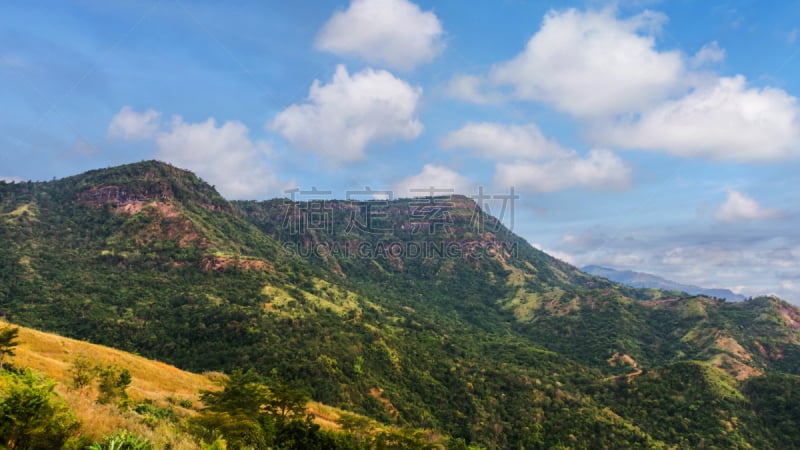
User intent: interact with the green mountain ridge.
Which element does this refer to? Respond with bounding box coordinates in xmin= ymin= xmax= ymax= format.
xmin=2 ymin=160 xmax=800 ymax=448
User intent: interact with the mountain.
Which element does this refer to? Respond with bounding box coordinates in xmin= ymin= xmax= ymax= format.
xmin=2 ymin=161 xmax=800 ymax=448
xmin=582 ymin=265 xmax=747 ymax=301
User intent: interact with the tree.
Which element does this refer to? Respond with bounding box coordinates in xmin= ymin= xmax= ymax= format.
xmin=372 ymin=428 xmax=441 ymax=450
xmin=274 ymin=415 xmax=361 ymax=450
xmin=195 ymin=369 xmax=273 ymax=450
xmin=68 ymin=354 xmax=96 ymax=390
xmin=97 ymin=365 xmax=132 ymax=405
xmin=265 ymin=380 xmax=310 ymax=426
xmin=338 ymin=412 xmax=373 ymax=440
xmin=0 ymin=324 xmax=20 ymax=370
xmin=0 ymin=369 xmax=80 ymax=449
xmin=200 ymin=369 xmax=271 ymax=420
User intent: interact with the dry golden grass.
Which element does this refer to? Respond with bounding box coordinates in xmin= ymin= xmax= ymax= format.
xmin=3 ymin=321 xmax=381 ymax=444
xmin=10 ymin=322 xmax=216 ymax=404
xmin=3 ymin=321 xmax=216 ymax=445
xmin=307 ymin=401 xmax=345 ymax=431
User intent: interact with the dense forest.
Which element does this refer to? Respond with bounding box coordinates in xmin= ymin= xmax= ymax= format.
xmin=2 ymin=161 xmax=800 ymax=448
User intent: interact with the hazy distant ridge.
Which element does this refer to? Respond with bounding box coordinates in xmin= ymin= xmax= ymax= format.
xmin=582 ymin=265 xmax=746 ymax=301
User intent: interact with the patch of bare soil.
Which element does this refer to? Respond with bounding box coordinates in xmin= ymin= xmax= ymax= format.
xmin=368 ymin=387 xmax=399 ymax=421
xmin=607 ymin=352 xmax=638 ymax=368
xmin=715 ymin=335 xmax=752 ymax=361
xmin=711 ymin=354 xmax=762 ymax=380
xmin=778 ymin=304 xmax=800 ymax=330
xmin=200 ymin=256 xmax=274 ymax=273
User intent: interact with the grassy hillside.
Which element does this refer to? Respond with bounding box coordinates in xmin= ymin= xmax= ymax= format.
xmin=4 ymin=321 xmax=435 ymax=448
xmin=11 ymin=322 xmax=216 ymax=403
xmin=1 ymin=320 xmax=213 ymax=448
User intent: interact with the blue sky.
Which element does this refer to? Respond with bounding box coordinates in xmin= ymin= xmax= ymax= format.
xmin=2 ymin=0 xmax=800 ymax=302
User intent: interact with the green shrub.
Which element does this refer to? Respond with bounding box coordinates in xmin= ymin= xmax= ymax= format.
xmin=0 ymin=369 xmax=80 ymax=449
xmin=87 ymin=431 xmax=153 ymax=450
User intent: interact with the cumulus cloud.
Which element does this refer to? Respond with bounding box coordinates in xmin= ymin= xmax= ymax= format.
xmin=316 ymin=0 xmax=445 ymax=70
xmin=445 ymin=74 xmax=502 ymax=105
xmin=444 ymin=8 xmax=800 ymax=164
xmin=487 ymin=8 xmax=684 ymax=117
xmin=442 ymin=121 xmax=631 ymax=193
xmin=601 ymin=76 xmax=800 ymax=161
xmin=0 ymin=176 xmax=24 ymax=183
xmin=156 ymin=117 xmax=287 ymax=199
xmin=495 ymin=149 xmax=631 ymax=193
xmin=441 ymin=123 xmax=564 ymax=160
xmin=714 ymin=190 xmax=782 ymax=223
xmin=392 ymin=164 xmax=474 ymax=198
xmin=270 ymin=65 xmax=423 ymax=163
xmin=107 ymin=106 xmax=161 ymax=139
xmin=108 ymin=107 xmax=287 ymax=199
xmin=691 ymin=41 xmax=725 ymax=67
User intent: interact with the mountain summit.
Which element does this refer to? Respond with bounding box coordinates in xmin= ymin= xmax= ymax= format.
xmin=2 ymin=162 xmax=800 ymax=448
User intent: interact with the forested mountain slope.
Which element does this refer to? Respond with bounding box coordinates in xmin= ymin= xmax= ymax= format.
xmin=2 ymin=161 xmax=800 ymax=448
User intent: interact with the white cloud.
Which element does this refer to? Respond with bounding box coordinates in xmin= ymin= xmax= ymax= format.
xmin=108 ymin=108 xmax=287 ymax=199
xmin=600 ymin=76 xmax=800 ymax=161
xmin=442 ymin=122 xmax=564 ymax=160
xmin=495 ymin=149 xmax=631 ymax=193
xmin=546 ymin=222 xmax=800 ymax=303
xmin=270 ymin=65 xmax=423 ymax=163
xmin=781 ymin=280 xmax=800 ymax=296
xmin=444 ymin=8 xmax=800 ymax=165
xmin=764 ymin=247 xmax=797 ymax=268
xmin=392 ymin=164 xmax=474 ymax=198
xmin=714 ymin=190 xmax=782 ymax=223
xmin=107 ymin=106 xmax=161 ymax=139
xmin=603 ymin=252 xmax=645 ymax=267
xmin=0 ymin=176 xmax=24 ymax=183
xmin=446 ymin=74 xmax=501 ymax=105
xmin=691 ymin=41 xmax=725 ymax=67
xmin=156 ymin=116 xmax=286 ymax=199
xmin=441 ymin=121 xmax=631 ymax=193
xmin=488 ymin=8 xmax=684 ymax=117
xmin=561 ymin=231 xmax=609 ymax=251
xmin=533 ymin=243 xmax=576 ymax=265
xmin=316 ymin=0 xmax=445 ymax=70
xmin=660 ymin=246 xmax=751 ymax=274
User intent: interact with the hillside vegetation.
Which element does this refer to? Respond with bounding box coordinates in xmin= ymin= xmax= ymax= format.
xmin=2 ymin=161 xmax=800 ymax=448
xmin=1 ymin=321 xmax=443 ymax=449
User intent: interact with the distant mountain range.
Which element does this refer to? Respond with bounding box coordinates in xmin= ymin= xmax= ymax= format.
xmin=582 ymin=265 xmax=746 ymax=301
